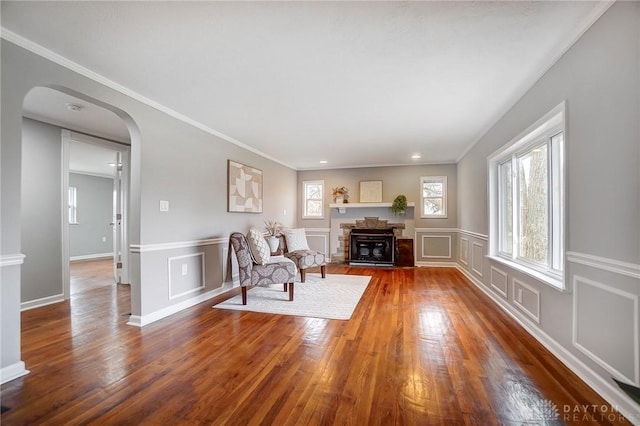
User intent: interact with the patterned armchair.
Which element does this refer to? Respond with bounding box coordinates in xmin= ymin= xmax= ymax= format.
xmin=275 ymin=234 xmax=327 ymax=283
xmin=229 ymin=232 xmax=297 ymax=305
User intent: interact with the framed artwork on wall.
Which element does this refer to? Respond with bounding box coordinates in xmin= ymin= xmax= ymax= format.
xmin=359 ymin=180 xmax=383 ymax=203
xmin=228 ymin=160 xmax=263 ymax=213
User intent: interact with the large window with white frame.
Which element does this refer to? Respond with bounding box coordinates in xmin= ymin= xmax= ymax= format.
xmin=420 ymin=176 xmax=447 ymax=218
xmin=489 ymin=102 xmax=565 ymax=288
xmin=303 ymin=180 xmax=324 ymax=219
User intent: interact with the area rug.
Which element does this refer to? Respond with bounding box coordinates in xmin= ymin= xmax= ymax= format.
xmin=213 ymin=273 xmax=371 ymax=320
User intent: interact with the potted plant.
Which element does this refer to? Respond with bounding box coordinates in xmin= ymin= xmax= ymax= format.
xmin=391 ymin=195 xmax=408 ymax=215
xmin=332 ymin=186 xmax=349 ymax=203
xmin=264 ymin=220 xmax=282 ymax=252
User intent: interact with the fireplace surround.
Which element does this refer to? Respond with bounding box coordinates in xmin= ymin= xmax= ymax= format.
xmin=333 ymin=217 xmax=406 ymax=266
xmin=349 ymin=228 xmax=395 ymax=265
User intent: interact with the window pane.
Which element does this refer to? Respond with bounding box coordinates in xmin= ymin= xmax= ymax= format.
xmin=499 ymin=162 xmax=513 ymax=254
xmin=306 ymin=200 xmax=322 ymax=216
xmin=422 ymin=182 xmax=442 ymax=197
xmin=423 ymin=198 xmax=442 ymax=215
xmin=421 ymin=176 xmax=446 ymax=217
xmin=518 ymin=145 xmax=548 ymax=265
xmin=303 ymin=180 xmax=324 ymax=218
xmin=306 ymin=184 xmax=322 ymax=200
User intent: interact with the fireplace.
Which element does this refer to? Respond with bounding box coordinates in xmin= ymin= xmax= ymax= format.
xmin=349 ymin=228 xmax=395 ymax=265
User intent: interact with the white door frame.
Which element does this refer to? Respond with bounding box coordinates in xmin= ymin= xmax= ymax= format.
xmin=62 ymin=130 xmax=131 ymax=299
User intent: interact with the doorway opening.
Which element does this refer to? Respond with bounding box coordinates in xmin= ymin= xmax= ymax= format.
xmin=63 ymin=129 xmax=131 ymax=297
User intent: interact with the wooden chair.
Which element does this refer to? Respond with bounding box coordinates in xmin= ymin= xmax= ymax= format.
xmin=228 ymin=232 xmax=297 ymax=305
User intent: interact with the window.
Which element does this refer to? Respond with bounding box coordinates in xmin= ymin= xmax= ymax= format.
xmin=489 ymin=103 xmax=565 ymax=288
xmin=68 ymin=186 xmax=78 ymax=224
xmin=303 ymin=180 xmax=324 ymax=219
xmin=420 ymin=176 xmax=447 ymax=218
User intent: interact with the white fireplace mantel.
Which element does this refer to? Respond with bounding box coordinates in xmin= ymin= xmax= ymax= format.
xmin=329 ymin=202 xmax=415 ymax=214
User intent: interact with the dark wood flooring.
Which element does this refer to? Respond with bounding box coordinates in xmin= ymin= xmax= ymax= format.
xmin=0 ymin=262 xmax=631 ymax=425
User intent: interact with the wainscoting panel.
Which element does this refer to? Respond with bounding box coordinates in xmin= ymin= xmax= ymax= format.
xmin=490 ymin=266 xmax=508 ymax=299
xmin=471 ymin=242 xmax=484 ymax=277
xmin=306 ymin=232 xmax=329 ymax=257
xmin=460 ymin=237 xmax=469 ymax=265
xmin=573 ymin=275 xmax=639 ymax=385
xmin=421 ymin=235 xmax=452 ymax=259
xmin=168 ymin=253 xmax=205 ymax=300
xmin=130 ymin=238 xmax=231 ymax=327
xmin=512 ymin=278 xmax=540 ymax=323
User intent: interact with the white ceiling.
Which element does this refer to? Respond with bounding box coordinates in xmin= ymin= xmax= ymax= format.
xmin=23 ymin=87 xmax=131 ymax=143
xmin=1 ymin=1 xmax=610 ymax=170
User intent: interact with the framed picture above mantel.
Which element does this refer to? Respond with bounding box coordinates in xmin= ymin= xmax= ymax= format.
xmin=359 ymin=180 xmax=383 ymax=203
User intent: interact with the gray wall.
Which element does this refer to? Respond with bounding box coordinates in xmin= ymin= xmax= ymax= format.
xmin=297 ymin=163 xmax=457 ymax=229
xmin=456 ymin=1 xmax=639 ymax=417
xmin=69 ymin=172 xmax=114 ymax=258
xmin=21 ymin=118 xmax=63 ymax=303
xmin=298 ymin=164 xmax=458 ymax=264
xmin=1 ymin=37 xmax=297 ymax=377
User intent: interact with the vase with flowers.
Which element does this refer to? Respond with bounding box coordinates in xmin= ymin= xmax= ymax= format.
xmin=264 ymin=220 xmax=283 ymax=253
xmin=332 ymin=186 xmax=349 ymax=204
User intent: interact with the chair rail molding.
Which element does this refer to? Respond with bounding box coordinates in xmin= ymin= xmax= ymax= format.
xmin=567 ymin=251 xmax=640 ymax=280
xmin=415 ymin=227 xmax=459 ymax=233
xmin=130 ymin=237 xmax=228 ymax=253
xmin=0 ymin=253 xmax=26 ymax=267
xmin=458 ymin=229 xmax=489 ymax=241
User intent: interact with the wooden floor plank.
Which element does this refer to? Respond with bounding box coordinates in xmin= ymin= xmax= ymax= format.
xmin=0 ymin=260 xmax=632 ymax=425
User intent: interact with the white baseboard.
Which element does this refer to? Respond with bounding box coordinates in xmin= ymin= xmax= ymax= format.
xmin=70 ymin=252 xmax=113 ymax=261
xmin=127 ymin=283 xmax=235 ymax=327
xmin=20 ymin=293 xmax=65 ymax=311
xmin=455 ymin=265 xmax=640 ymax=424
xmin=0 ymin=361 xmax=29 ymax=384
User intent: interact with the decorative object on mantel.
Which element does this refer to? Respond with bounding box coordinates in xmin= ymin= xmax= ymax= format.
xmin=332 ymin=186 xmax=349 ymax=203
xmin=391 ymin=195 xmax=408 ymax=215
xmin=359 ymin=180 xmax=383 ymax=203
xmin=264 ymin=220 xmax=282 ymax=253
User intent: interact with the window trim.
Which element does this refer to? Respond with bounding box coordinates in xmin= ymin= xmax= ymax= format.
xmin=488 ymin=101 xmax=566 ymax=290
xmin=302 ymin=180 xmax=324 ymax=219
xmin=420 ymin=176 xmax=447 ymax=219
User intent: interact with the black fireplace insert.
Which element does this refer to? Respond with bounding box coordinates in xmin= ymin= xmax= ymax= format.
xmin=349 ymin=228 xmax=395 ymax=265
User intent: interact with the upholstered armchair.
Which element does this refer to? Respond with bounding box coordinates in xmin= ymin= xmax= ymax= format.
xmin=278 ymin=229 xmax=327 ymax=283
xmin=228 ymin=232 xmax=297 ymax=305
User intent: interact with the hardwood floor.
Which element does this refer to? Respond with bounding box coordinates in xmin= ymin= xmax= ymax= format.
xmin=1 ymin=265 xmax=632 ymax=425
xmin=70 ymin=258 xmax=115 ymax=295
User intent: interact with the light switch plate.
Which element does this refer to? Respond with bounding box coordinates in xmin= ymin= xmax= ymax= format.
xmin=159 ymin=200 xmax=169 ymax=212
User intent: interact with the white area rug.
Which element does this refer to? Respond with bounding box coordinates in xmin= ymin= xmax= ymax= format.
xmin=213 ymin=273 xmax=371 ymax=320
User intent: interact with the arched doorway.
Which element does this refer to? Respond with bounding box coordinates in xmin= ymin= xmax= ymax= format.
xmin=21 ymin=86 xmax=137 ymax=315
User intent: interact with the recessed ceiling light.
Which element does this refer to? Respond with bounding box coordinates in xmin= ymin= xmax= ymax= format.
xmin=411 ymin=154 xmax=422 ymax=159
xmin=320 ymin=160 xmax=328 ymax=164
xmin=66 ymin=103 xmax=83 ymax=112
